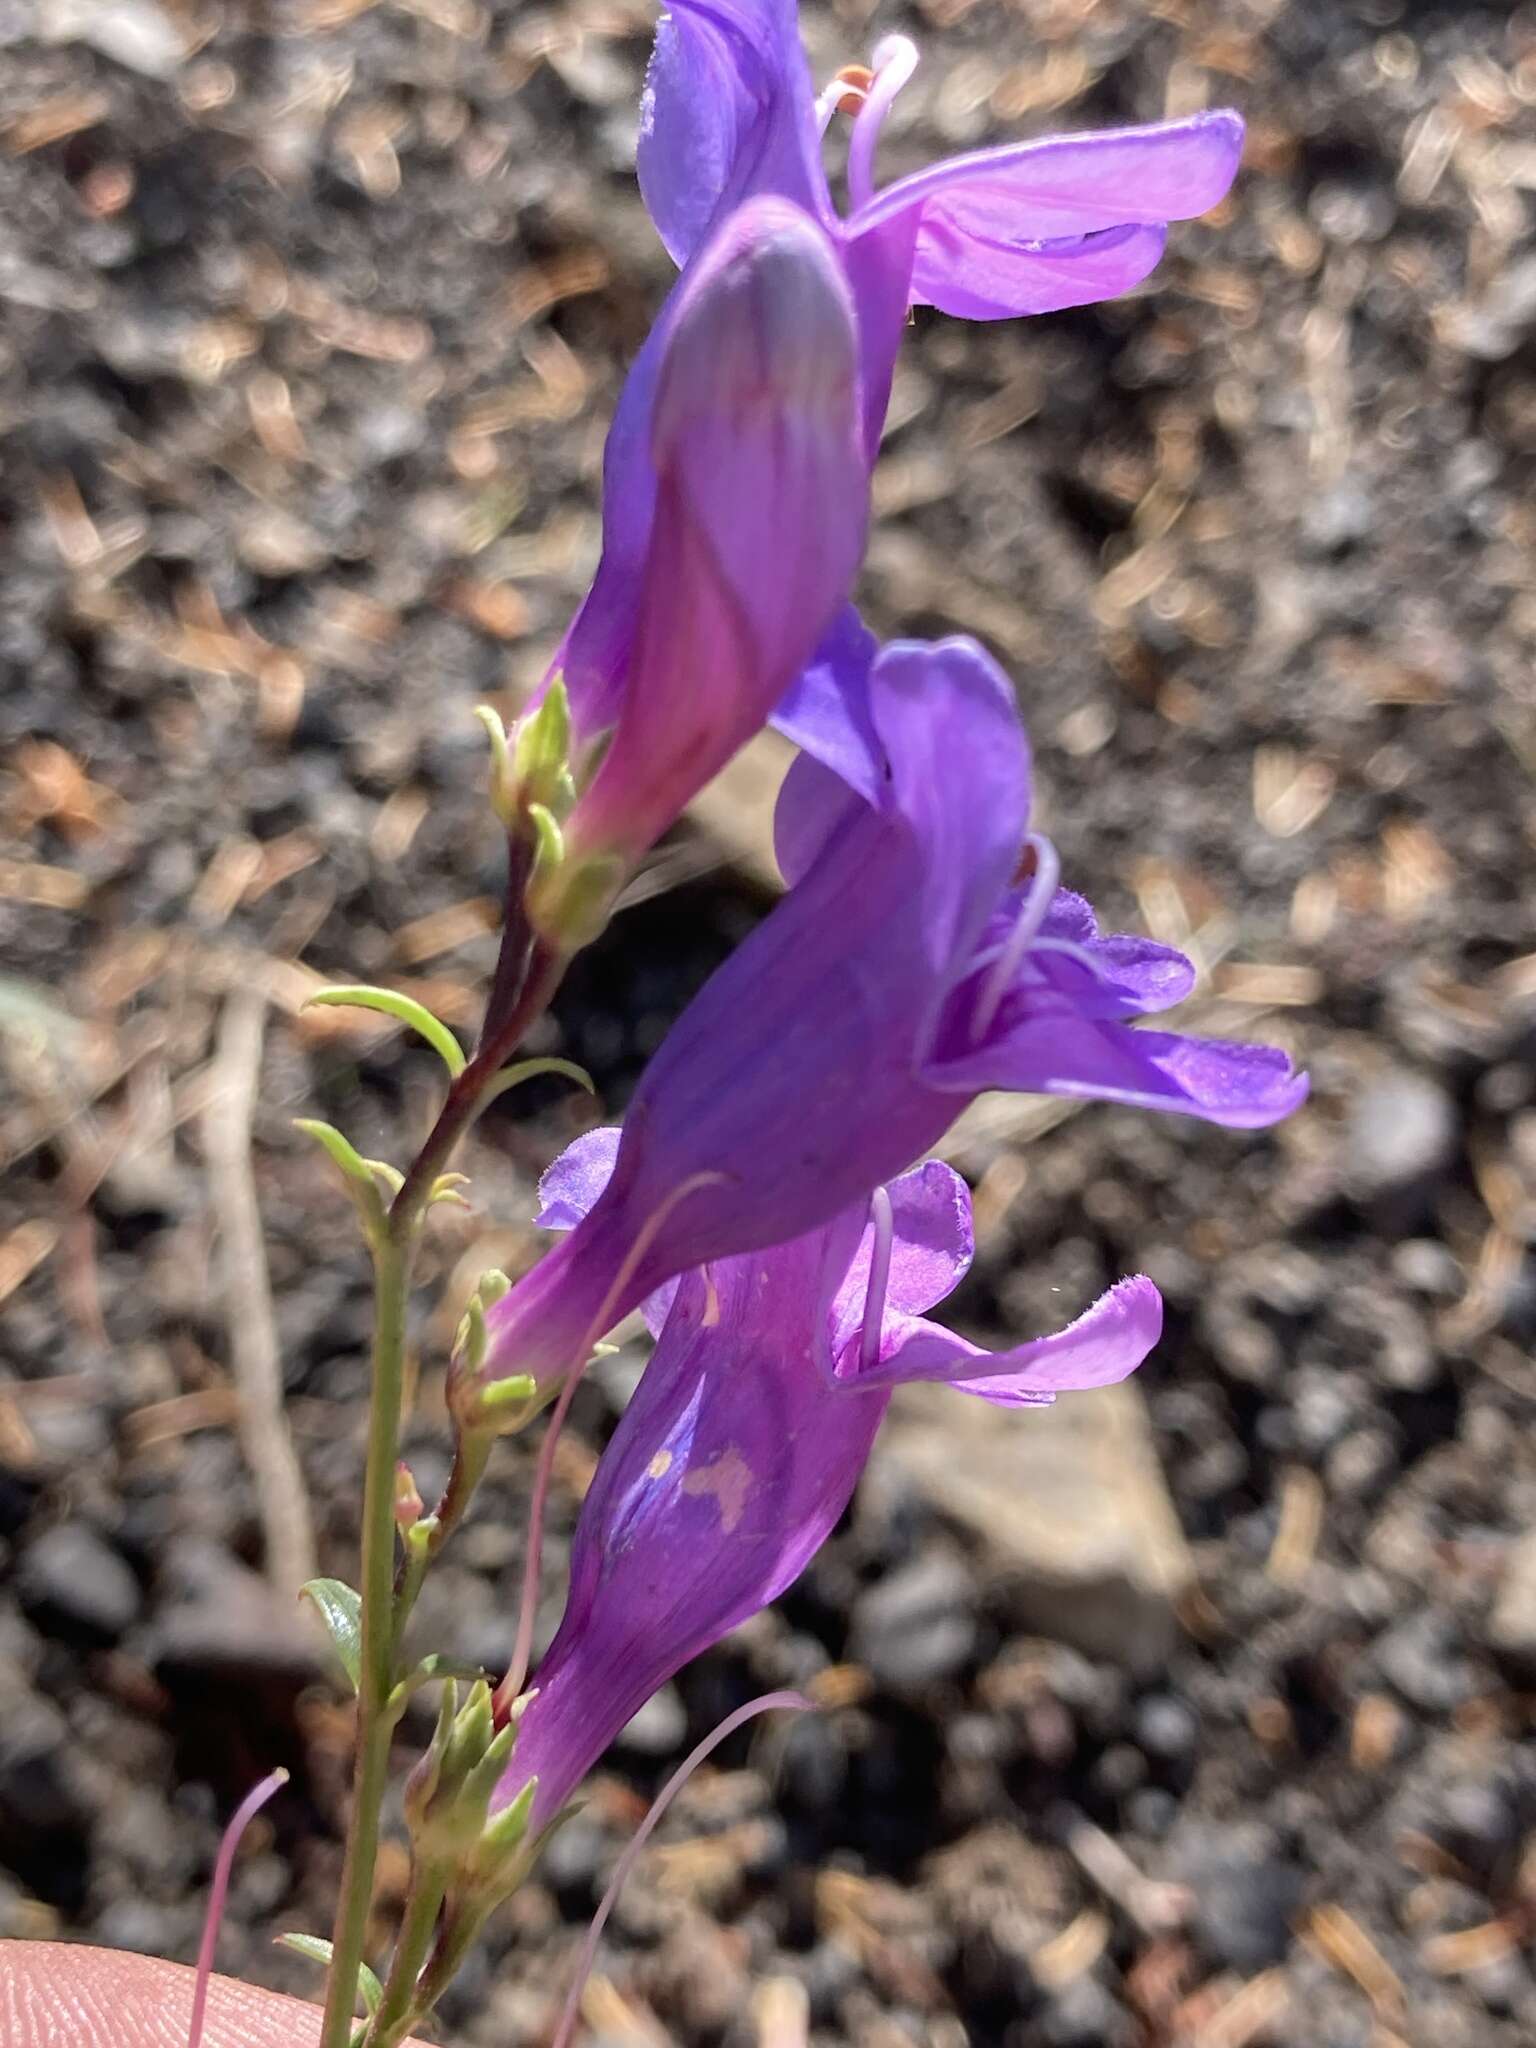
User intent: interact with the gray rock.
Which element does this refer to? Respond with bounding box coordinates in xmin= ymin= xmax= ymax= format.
xmin=619 ymin=1683 xmax=688 ymax=1756
xmin=851 ymin=1549 xmax=978 ymax=1692
xmin=1375 ymin=1610 xmax=1474 ymax=1714
xmin=18 ymin=1521 xmax=142 ymax=1647
xmin=0 ymin=1694 xmax=90 ymax=1838
xmin=873 ymin=1380 xmax=1191 ymax=1676
xmin=1345 ymin=1069 xmax=1457 ymax=1225
xmin=148 ymin=1538 xmax=322 ymax=1689
xmin=1173 ymin=1823 xmax=1306 ymax=1970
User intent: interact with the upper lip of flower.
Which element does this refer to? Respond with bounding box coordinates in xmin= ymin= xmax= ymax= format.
xmin=641 ymin=3 xmax=1246 ymax=283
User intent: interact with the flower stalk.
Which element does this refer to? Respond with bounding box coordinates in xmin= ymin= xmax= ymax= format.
xmin=316 ymin=923 xmax=570 ymax=2048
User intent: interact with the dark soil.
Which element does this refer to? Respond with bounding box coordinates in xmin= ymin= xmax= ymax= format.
xmin=3 ymin=2 xmax=1536 ymax=2044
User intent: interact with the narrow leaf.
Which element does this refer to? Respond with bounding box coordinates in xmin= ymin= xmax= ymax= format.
xmin=363 ymin=1158 xmax=406 ymax=1196
xmin=300 ymin=1577 xmax=363 ymax=1692
xmin=277 ymin=1932 xmax=334 ymax=1967
xmin=276 ymin=1936 xmax=382 ymax=2016
xmin=388 ymin=1652 xmax=488 ymax=1720
xmin=305 ymin=985 xmax=466 ymax=1078
xmin=482 ymin=1057 xmax=596 ymax=1107
xmin=293 ymin=1119 xmax=380 ymax=1193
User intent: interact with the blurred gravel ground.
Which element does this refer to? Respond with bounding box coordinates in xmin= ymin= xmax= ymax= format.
xmin=2 ymin=2 xmax=1536 ymax=2045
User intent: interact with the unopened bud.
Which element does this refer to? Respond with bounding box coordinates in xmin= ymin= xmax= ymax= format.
xmin=552 ymin=197 xmax=866 ymax=895
xmin=394 ymin=1463 xmax=423 ymax=1531
xmin=511 ymin=679 xmax=576 ymax=822
xmin=448 ymin=1270 xmax=543 ymax=1438
xmin=651 ymin=198 xmax=860 ymax=468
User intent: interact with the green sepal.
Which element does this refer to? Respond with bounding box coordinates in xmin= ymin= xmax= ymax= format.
xmin=403 ymin=1680 xmax=457 ymax=1829
xmin=452 ymin=1296 xmax=488 ymax=1374
xmin=511 ymin=677 xmax=576 ymax=817
xmin=471 ymin=1773 xmax=538 ymax=1876
xmin=527 ymin=848 xmax=626 ymax=952
xmin=363 ymin=1157 xmax=405 ymax=1197
xmin=526 ymin=802 xmax=565 ymax=880
xmin=299 ymin=1577 xmax=363 ymax=1692
xmin=481 ymin=1056 xmax=595 ymax=1108
xmin=459 ymin=1716 xmax=520 ymax=1818
xmin=475 ymin=1372 xmax=538 ymax=1413
xmin=474 ymin=704 xmax=515 ymax=827
xmin=292 ymin=1120 xmax=388 ymax=1235
xmin=304 ymin=985 xmax=466 ymax=1079
xmin=451 ymin=1371 xmax=542 ymax=1441
xmin=276 ymin=1934 xmax=382 ymax=2017
xmin=443 ymin=1679 xmax=495 ymax=1789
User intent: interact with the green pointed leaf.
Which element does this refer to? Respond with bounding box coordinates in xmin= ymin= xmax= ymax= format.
xmin=293 ymin=1120 xmax=381 ymax=1193
xmin=292 ymin=1121 xmax=386 ymax=1236
xmin=277 ymin=1931 xmax=334 ymax=1967
xmin=481 ymin=1056 xmax=595 ymax=1108
xmin=276 ymin=1935 xmax=381 ymax=2016
xmin=305 ymin=985 xmax=466 ymax=1079
xmin=300 ymin=1577 xmax=363 ymax=1692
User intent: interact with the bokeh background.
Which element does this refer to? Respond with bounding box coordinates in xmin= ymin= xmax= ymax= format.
xmin=3 ymin=2 xmax=1536 ymax=2043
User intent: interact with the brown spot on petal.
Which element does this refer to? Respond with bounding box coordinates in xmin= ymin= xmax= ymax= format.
xmin=682 ymin=1446 xmax=753 ymax=1534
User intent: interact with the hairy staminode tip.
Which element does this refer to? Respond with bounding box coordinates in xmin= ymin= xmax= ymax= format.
xmin=651 ymin=197 xmax=857 ymax=454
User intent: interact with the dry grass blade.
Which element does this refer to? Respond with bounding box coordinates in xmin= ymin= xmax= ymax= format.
xmin=1302 ymin=1904 xmax=1404 ymax=2023
xmin=201 ymin=990 xmax=317 ymax=1599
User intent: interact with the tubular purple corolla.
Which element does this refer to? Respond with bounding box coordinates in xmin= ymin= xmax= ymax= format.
xmin=493 ymin=1169 xmax=730 ymax=1721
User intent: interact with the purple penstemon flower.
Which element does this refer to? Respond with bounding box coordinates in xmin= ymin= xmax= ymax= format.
xmin=540 ymin=2 xmax=1248 ymax=856
xmin=494 ymin=1153 xmax=1161 ymax=1833
xmin=640 ymin=4 xmax=1245 ymax=450
xmin=484 ymin=630 xmax=1304 ymax=1395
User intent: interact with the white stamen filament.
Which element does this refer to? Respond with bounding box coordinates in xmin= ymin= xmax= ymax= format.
xmin=858 ymin=1184 xmax=895 ymax=1373
xmin=972 ymin=834 xmax=1061 ymax=1043
xmin=846 ymin=35 xmax=919 ymax=212
xmin=815 ymin=78 xmax=860 ymax=134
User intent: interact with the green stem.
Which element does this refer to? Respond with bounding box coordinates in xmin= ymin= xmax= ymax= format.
xmin=400 ymin=1900 xmax=490 ymax=2033
xmin=320 ymin=937 xmax=570 ymax=2045
xmin=319 ymin=1234 xmax=414 ymax=2048
xmin=367 ymin=1863 xmax=448 ymax=2048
